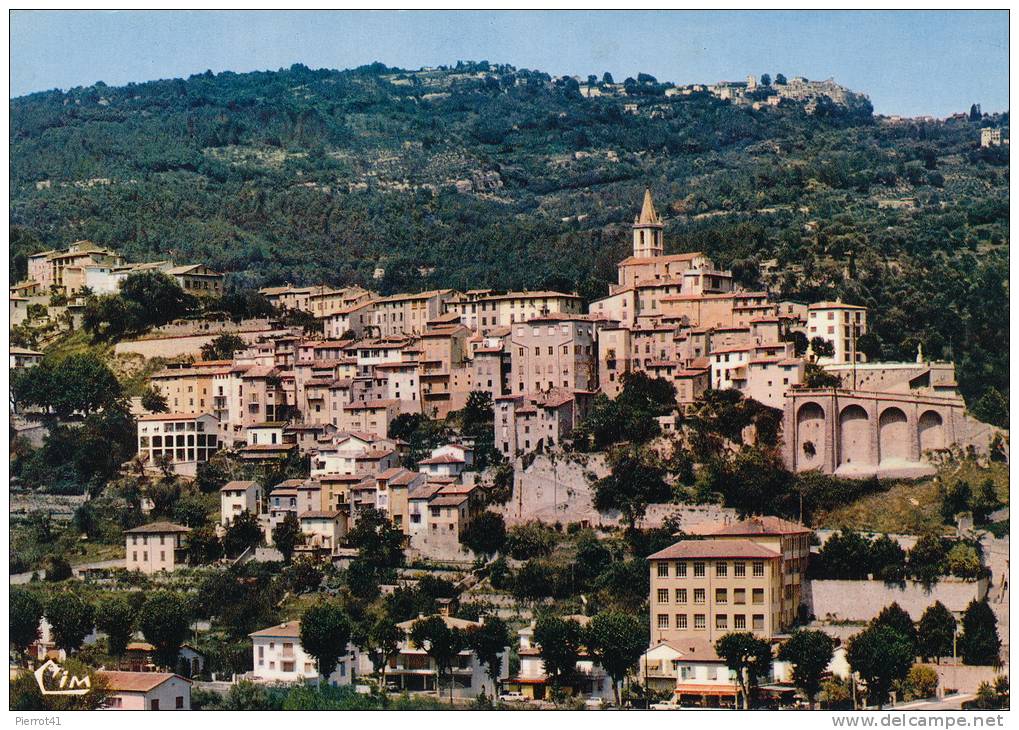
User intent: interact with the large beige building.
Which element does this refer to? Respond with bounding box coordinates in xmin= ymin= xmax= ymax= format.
xmin=370 ymin=289 xmax=455 ymax=336
xmin=136 ymin=413 xmax=221 ymax=476
xmin=807 ymin=301 xmax=867 ymax=364
xmin=647 ymin=517 xmax=811 ymax=645
xmin=509 ymin=314 xmax=600 ymax=394
xmin=447 ymin=290 xmax=583 ymax=333
xmin=125 ymin=522 xmax=190 ymax=574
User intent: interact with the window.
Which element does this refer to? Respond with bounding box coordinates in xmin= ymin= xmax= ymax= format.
xmin=716 ymin=615 xmax=728 ymax=630
xmin=715 ymin=588 xmax=727 ymax=604
xmin=150 ymin=699 xmax=160 ymax=710
xmin=716 ymin=561 xmax=727 ymax=577
xmin=676 ymin=562 xmax=687 ymax=577
xmin=694 ymin=614 xmax=705 ymax=630
xmin=752 ymin=561 xmax=765 ymax=577
xmin=752 ymin=615 xmax=765 ymax=631
xmin=677 ymin=614 xmax=687 ymax=629
xmin=752 ymin=588 xmax=765 ymax=604
xmin=675 ymin=588 xmax=687 ymax=603
xmin=657 ymin=589 xmax=669 ymax=603
xmin=657 ymin=562 xmax=669 ymax=578
xmin=693 ymin=588 xmax=705 ymax=604
xmin=734 ymin=615 xmax=746 ymax=629
xmin=734 ymin=588 xmax=746 ymax=605
xmin=657 ymin=614 xmax=669 ymax=629
xmin=734 ymin=561 xmax=745 ymax=577
xmin=693 ymin=562 xmax=705 ymax=577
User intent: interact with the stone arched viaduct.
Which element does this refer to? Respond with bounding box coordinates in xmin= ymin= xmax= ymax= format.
xmin=783 ymin=389 xmax=965 ymax=478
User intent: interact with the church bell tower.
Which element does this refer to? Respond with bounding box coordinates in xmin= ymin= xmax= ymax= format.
xmin=632 ymin=188 xmax=664 ymax=258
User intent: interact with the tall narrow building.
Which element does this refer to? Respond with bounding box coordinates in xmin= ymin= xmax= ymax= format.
xmin=632 ymin=188 xmax=664 ymax=258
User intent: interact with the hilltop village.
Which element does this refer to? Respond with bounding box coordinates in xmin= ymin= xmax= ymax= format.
xmin=9 ymin=191 xmax=1008 ymax=711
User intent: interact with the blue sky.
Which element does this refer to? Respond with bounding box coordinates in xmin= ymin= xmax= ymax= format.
xmin=10 ymin=10 xmax=1009 ymax=117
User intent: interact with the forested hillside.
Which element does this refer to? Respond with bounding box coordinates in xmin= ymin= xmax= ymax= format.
xmin=9 ymin=61 xmax=1009 ymax=406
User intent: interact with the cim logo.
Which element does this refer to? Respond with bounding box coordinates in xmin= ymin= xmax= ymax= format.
xmin=33 ymin=659 xmax=91 ymax=696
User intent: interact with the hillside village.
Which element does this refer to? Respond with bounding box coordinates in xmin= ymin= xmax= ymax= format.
xmin=9 ymin=187 xmax=1009 ymax=711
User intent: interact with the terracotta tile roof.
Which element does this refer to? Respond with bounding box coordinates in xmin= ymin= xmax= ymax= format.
xmin=100 ymin=671 xmax=190 ymax=692
xmin=685 ymin=516 xmax=811 ymax=537
xmin=395 ymin=614 xmax=481 ymax=631
xmin=249 ymin=620 xmax=301 ymax=639
xmin=429 ymin=494 xmax=470 ymax=507
xmin=300 ymin=510 xmax=343 ymax=520
xmin=617 ymin=251 xmax=705 ymax=266
xmin=651 ymin=638 xmax=723 ymax=662
xmin=220 ymin=480 xmax=258 ymax=492
xmin=808 ymin=301 xmax=866 ymax=310
xmin=409 ymin=483 xmax=445 ymax=501
xmin=647 ymin=539 xmax=780 ymax=560
xmin=417 ymin=454 xmax=465 ymax=465
xmin=123 ymin=521 xmax=190 ymax=535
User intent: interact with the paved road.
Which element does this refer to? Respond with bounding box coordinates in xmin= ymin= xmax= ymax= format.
xmin=891 ymin=694 xmax=974 ymax=711
xmin=9 ymin=558 xmax=125 ymax=585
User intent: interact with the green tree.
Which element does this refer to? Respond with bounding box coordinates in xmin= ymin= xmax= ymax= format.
xmin=11 ymin=353 xmax=124 ymax=418
xmin=592 ymin=446 xmax=672 ymax=529
xmin=856 ymin=332 xmax=883 ymax=361
xmin=846 ymin=625 xmax=914 ymax=708
xmin=868 ymin=534 xmax=907 ymax=581
xmin=872 ymin=602 xmax=918 ymax=657
xmin=299 ymin=601 xmax=352 ymax=687
xmin=95 ymin=594 xmax=136 ymax=658
xmin=803 ymin=362 xmax=842 ymax=388
xmin=505 ymin=521 xmax=558 ymax=560
xmin=466 ymin=615 xmax=510 ymax=696
xmin=353 ymin=610 xmax=402 ymax=692
xmin=409 ymin=615 xmax=465 ymax=703
xmin=905 ymin=664 xmax=939 ymax=699
xmin=139 ymin=591 xmax=191 ymax=669
xmin=715 ymin=632 xmax=773 ymax=709
xmin=533 ymin=615 xmax=584 ymax=700
xmin=46 ymin=593 xmax=95 ymax=654
xmin=586 ymin=610 xmax=646 ymax=706
xmin=272 ymin=512 xmax=304 ymax=564
xmin=460 ymin=511 xmax=507 ymax=556
xmin=119 ymin=270 xmax=195 ymax=328
xmin=10 ymin=589 xmax=43 ymax=662
xmin=959 ymin=599 xmax=1001 ymax=666
xmin=777 ymin=629 xmax=835 ymax=708
xmin=173 ymin=491 xmax=209 ymax=528
xmin=946 ymin=543 xmax=982 ymax=579
xmin=907 ymin=534 xmax=948 ymax=585
xmin=140 ymin=386 xmax=169 ymax=413
xmin=200 ymin=333 xmax=246 ymax=361
xmin=223 ymin=511 xmax=263 ymax=557
xmin=346 ymin=506 xmax=404 ymax=571
xmin=917 ymin=601 xmax=956 ymax=663
xmin=186 ymin=526 xmax=223 ymax=565
xmin=971 ymin=387 xmax=1008 ymax=428
xmin=809 ymin=336 xmax=836 ymax=360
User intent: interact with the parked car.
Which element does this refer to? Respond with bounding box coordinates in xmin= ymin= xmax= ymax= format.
xmin=498 ymin=691 xmax=526 ymax=703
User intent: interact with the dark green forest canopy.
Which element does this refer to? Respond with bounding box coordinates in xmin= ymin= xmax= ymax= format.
xmin=9 ymin=61 xmax=1009 ymax=402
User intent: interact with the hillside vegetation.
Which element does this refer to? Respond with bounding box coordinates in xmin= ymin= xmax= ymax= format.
xmin=9 ymin=61 xmax=1009 ymax=405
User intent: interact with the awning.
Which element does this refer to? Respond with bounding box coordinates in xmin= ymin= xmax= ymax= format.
xmin=674 ymin=684 xmax=738 ymax=696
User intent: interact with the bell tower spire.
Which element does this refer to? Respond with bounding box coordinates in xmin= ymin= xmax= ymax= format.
xmin=632 ymin=188 xmax=664 ymax=258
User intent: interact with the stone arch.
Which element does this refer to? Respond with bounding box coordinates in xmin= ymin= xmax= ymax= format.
xmin=796 ymin=402 xmax=826 ymax=468
xmin=838 ymin=404 xmax=872 ymax=468
xmin=918 ymin=410 xmax=946 ymax=454
xmin=879 ymin=407 xmax=910 ymax=464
